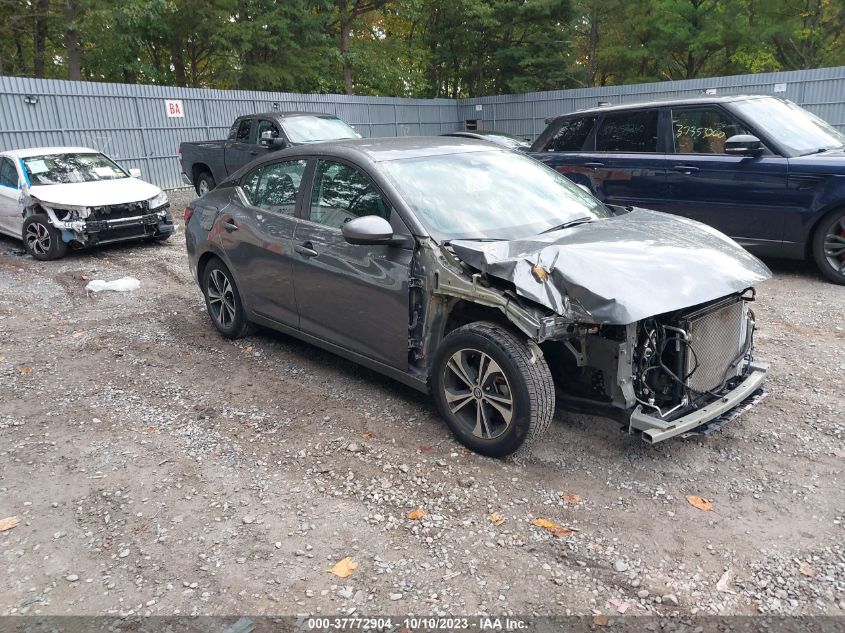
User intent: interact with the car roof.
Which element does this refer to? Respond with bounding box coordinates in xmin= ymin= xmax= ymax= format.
xmin=550 ymin=93 xmax=776 ymax=120
xmin=1 ymin=146 xmax=99 ymax=159
xmin=246 ymin=111 xmax=343 ymax=120
xmin=257 ymin=136 xmax=503 ymax=164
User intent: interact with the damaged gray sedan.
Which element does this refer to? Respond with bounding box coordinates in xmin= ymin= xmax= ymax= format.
xmin=185 ymin=137 xmax=770 ymax=456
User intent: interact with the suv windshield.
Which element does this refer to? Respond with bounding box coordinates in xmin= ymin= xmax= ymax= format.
xmin=731 ymin=98 xmax=845 ymax=156
xmin=21 ymin=153 xmax=128 ymax=186
xmin=382 ymin=150 xmax=611 ymax=241
xmin=280 ymin=116 xmax=361 ymax=143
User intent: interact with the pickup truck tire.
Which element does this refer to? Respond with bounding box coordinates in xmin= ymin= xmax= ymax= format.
xmin=812 ymin=207 xmax=845 ymax=285
xmin=22 ymin=214 xmax=68 ymax=261
xmin=201 ymin=257 xmax=254 ymax=339
xmin=195 ymin=171 xmax=216 ymax=196
xmin=431 ymin=322 xmax=555 ymax=457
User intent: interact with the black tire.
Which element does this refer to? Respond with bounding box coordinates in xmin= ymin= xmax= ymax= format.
xmin=195 ymin=171 xmax=215 ymax=197
xmin=812 ymin=207 xmax=845 ymax=285
xmin=22 ymin=214 xmax=68 ymax=261
xmin=201 ymin=258 xmax=254 ymax=338
xmin=431 ymin=321 xmax=555 ymax=457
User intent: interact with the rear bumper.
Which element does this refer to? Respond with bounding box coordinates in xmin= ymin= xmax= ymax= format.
xmin=628 ymin=361 xmax=768 ymax=443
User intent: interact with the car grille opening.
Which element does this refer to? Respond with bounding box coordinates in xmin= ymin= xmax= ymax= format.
xmin=91 ymin=201 xmax=148 ymax=221
xmin=684 ymin=299 xmax=748 ymax=394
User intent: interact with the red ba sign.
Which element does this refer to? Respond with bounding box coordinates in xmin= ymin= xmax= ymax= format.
xmin=165 ymin=99 xmax=184 ymax=118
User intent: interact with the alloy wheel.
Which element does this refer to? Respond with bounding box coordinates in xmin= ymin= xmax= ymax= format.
xmin=442 ymin=348 xmax=514 ymax=440
xmin=198 ymin=180 xmax=210 ymax=196
xmin=25 ymin=222 xmax=51 ymax=256
xmin=207 ymin=269 xmax=236 ymax=327
xmin=823 ymin=215 xmax=845 ymax=275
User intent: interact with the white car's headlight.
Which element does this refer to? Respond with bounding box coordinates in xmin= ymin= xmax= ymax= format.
xmin=147 ymin=192 xmax=169 ymax=209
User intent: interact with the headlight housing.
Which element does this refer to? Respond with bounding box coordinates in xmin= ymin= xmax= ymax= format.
xmin=147 ymin=191 xmax=169 ymax=209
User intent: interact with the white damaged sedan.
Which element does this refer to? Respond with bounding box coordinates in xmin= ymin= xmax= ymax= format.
xmin=0 ymin=147 xmax=175 ymax=260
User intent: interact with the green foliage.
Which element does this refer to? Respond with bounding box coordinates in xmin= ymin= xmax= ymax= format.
xmin=0 ymin=0 xmax=843 ymax=95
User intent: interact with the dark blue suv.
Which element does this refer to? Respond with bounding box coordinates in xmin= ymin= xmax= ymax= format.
xmin=531 ymin=95 xmax=845 ymax=284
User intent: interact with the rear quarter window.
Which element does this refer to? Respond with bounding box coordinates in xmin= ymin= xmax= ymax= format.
xmin=544 ymin=116 xmax=596 ymax=152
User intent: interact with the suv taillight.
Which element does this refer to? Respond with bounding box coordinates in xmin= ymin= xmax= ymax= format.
xmin=184 ymin=206 xmax=194 ymax=225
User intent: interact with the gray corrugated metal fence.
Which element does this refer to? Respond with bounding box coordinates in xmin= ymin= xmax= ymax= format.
xmin=0 ymin=76 xmax=460 ymax=190
xmin=3 ymin=65 xmax=845 ymax=190
xmin=458 ymin=66 xmax=845 ymax=142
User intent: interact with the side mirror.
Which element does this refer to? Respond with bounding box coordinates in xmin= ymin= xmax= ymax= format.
xmin=341 ymin=215 xmax=393 ymax=246
xmin=260 ymin=131 xmax=287 ymax=150
xmin=129 ymin=168 xmax=142 ymax=178
xmin=725 ymin=135 xmax=764 ymax=156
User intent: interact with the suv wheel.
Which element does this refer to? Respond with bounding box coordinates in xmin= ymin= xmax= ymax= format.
xmin=431 ymin=322 xmax=555 ymax=457
xmin=201 ymin=258 xmax=254 ymax=338
xmin=812 ymin=207 xmax=845 ymax=285
xmin=22 ymin=214 xmax=68 ymax=261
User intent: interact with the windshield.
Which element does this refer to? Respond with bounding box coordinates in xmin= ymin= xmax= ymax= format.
xmin=731 ymin=98 xmax=845 ymax=156
xmin=382 ymin=150 xmax=612 ymax=241
xmin=280 ymin=116 xmax=361 ymax=143
xmin=22 ymin=153 xmax=128 ymax=186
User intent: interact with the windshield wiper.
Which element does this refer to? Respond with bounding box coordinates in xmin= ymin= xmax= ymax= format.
xmin=541 ymin=217 xmax=593 ymax=234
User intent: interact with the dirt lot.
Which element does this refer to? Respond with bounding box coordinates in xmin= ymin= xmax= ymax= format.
xmin=1 ymin=191 xmax=843 ymax=618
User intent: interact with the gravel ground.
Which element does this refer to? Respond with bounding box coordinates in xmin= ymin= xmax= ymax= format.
xmin=1 ymin=189 xmax=843 ymax=618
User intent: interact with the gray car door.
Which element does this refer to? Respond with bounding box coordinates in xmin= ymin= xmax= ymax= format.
xmin=218 ymin=158 xmax=309 ymax=328
xmin=292 ymin=158 xmax=413 ymax=370
xmin=0 ymin=157 xmax=23 ymax=238
xmin=224 ymin=119 xmax=260 ymax=175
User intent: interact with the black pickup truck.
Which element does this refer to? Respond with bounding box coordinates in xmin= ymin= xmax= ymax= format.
xmin=179 ymin=111 xmax=361 ymax=195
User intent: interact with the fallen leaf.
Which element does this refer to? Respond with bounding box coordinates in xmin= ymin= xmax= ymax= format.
xmin=592 ymin=615 xmax=609 ymax=627
xmin=0 ymin=516 xmax=21 ymax=532
xmin=798 ymin=561 xmax=816 ymax=578
xmin=80 ymin=275 xmax=90 ymax=281
xmin=532 ymin=517 xmax=573 ymax=538
xmin=418 ymin=445 xmax=432 ymax=452
xmin=146 ymin=426 xmax=156 ymax=433
xmin=244 ymin=346 xmax=253 ymax=353
xmin=490 ymin=512 xmax=505 ymax=527
xmin=326 ymin=556 xmax=358 ymax=578
xmin=561 ymin=492 xmax=582 ymax=504
xmin=362 ymin=431 xmax=374 ymax=439
xmin=407 ymin=509 xmax=426 ymax=521
xmin=716 ymin=569 xmax=737 ymax=594
xmin=72 ymin=331 xmax=84 ymax=338
xmin=685 ymin=495 xmax=714 ymax=511
xmin=20 ymin=367 xmax=32 ymax=376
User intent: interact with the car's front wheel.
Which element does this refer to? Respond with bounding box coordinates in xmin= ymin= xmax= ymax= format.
xmin=431 ymin=322 xmax=555 ymax=457
xmin=201 ymin=258 xmax=254 ymax=338
xmin=812 ymin=207 xmax=845 ymax=285
xmin=22 ymin=214 xmax=68 ymax=261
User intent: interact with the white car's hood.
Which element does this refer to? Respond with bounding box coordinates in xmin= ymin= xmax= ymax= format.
xmin=27 ymin=178 xmax=161 ymax=208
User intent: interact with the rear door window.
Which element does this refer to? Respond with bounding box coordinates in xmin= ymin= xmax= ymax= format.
xmin=671 ymin=107 xmax=750 ymax=154
xmin=596 ymin=110 xmax=659 ymax=152
xmin=544 ymin=116 xmax=596 ymax=152
xmin=241 ymin=159 xmax=307 ymax=216
xmin=234 ymin=119 xmax=253 ymax=144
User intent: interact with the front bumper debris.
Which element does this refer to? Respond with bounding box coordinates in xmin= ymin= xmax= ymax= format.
xmin=628 ymin=361 xmax=768 ymax=443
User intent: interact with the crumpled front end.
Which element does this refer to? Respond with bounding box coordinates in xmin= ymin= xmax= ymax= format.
xmin=432 ymin=208 xmax=771 ymax=442
xmin=30 ymin=196 xmax=175 ymax=246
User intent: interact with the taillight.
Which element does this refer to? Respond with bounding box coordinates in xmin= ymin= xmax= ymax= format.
xmin=184 ymin=206 xmax=194 ymax=225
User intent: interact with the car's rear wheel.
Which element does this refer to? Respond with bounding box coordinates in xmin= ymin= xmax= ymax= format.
xmin=196 ymin=171 xmax=215 ymax=196
xmin=22 ymin=214 xmax=68 ymax=261
xmin=812 ymin=207 xmax=845 ymax=285
xmin=431 ymin=322 xmax=555 ymax=457
xmin=201 ymin=258 xmax=254 ymax=338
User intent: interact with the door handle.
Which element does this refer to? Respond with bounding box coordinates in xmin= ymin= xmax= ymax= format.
xmin=295 ymin=242 xmax=318 ymax=258
xmin=584 ymin=162 xmax=604 ymax=168
xmin=673 ymin=165 xmax=699 ymax=174
xmin=222 ymin=218 xmax=238 ymax=231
